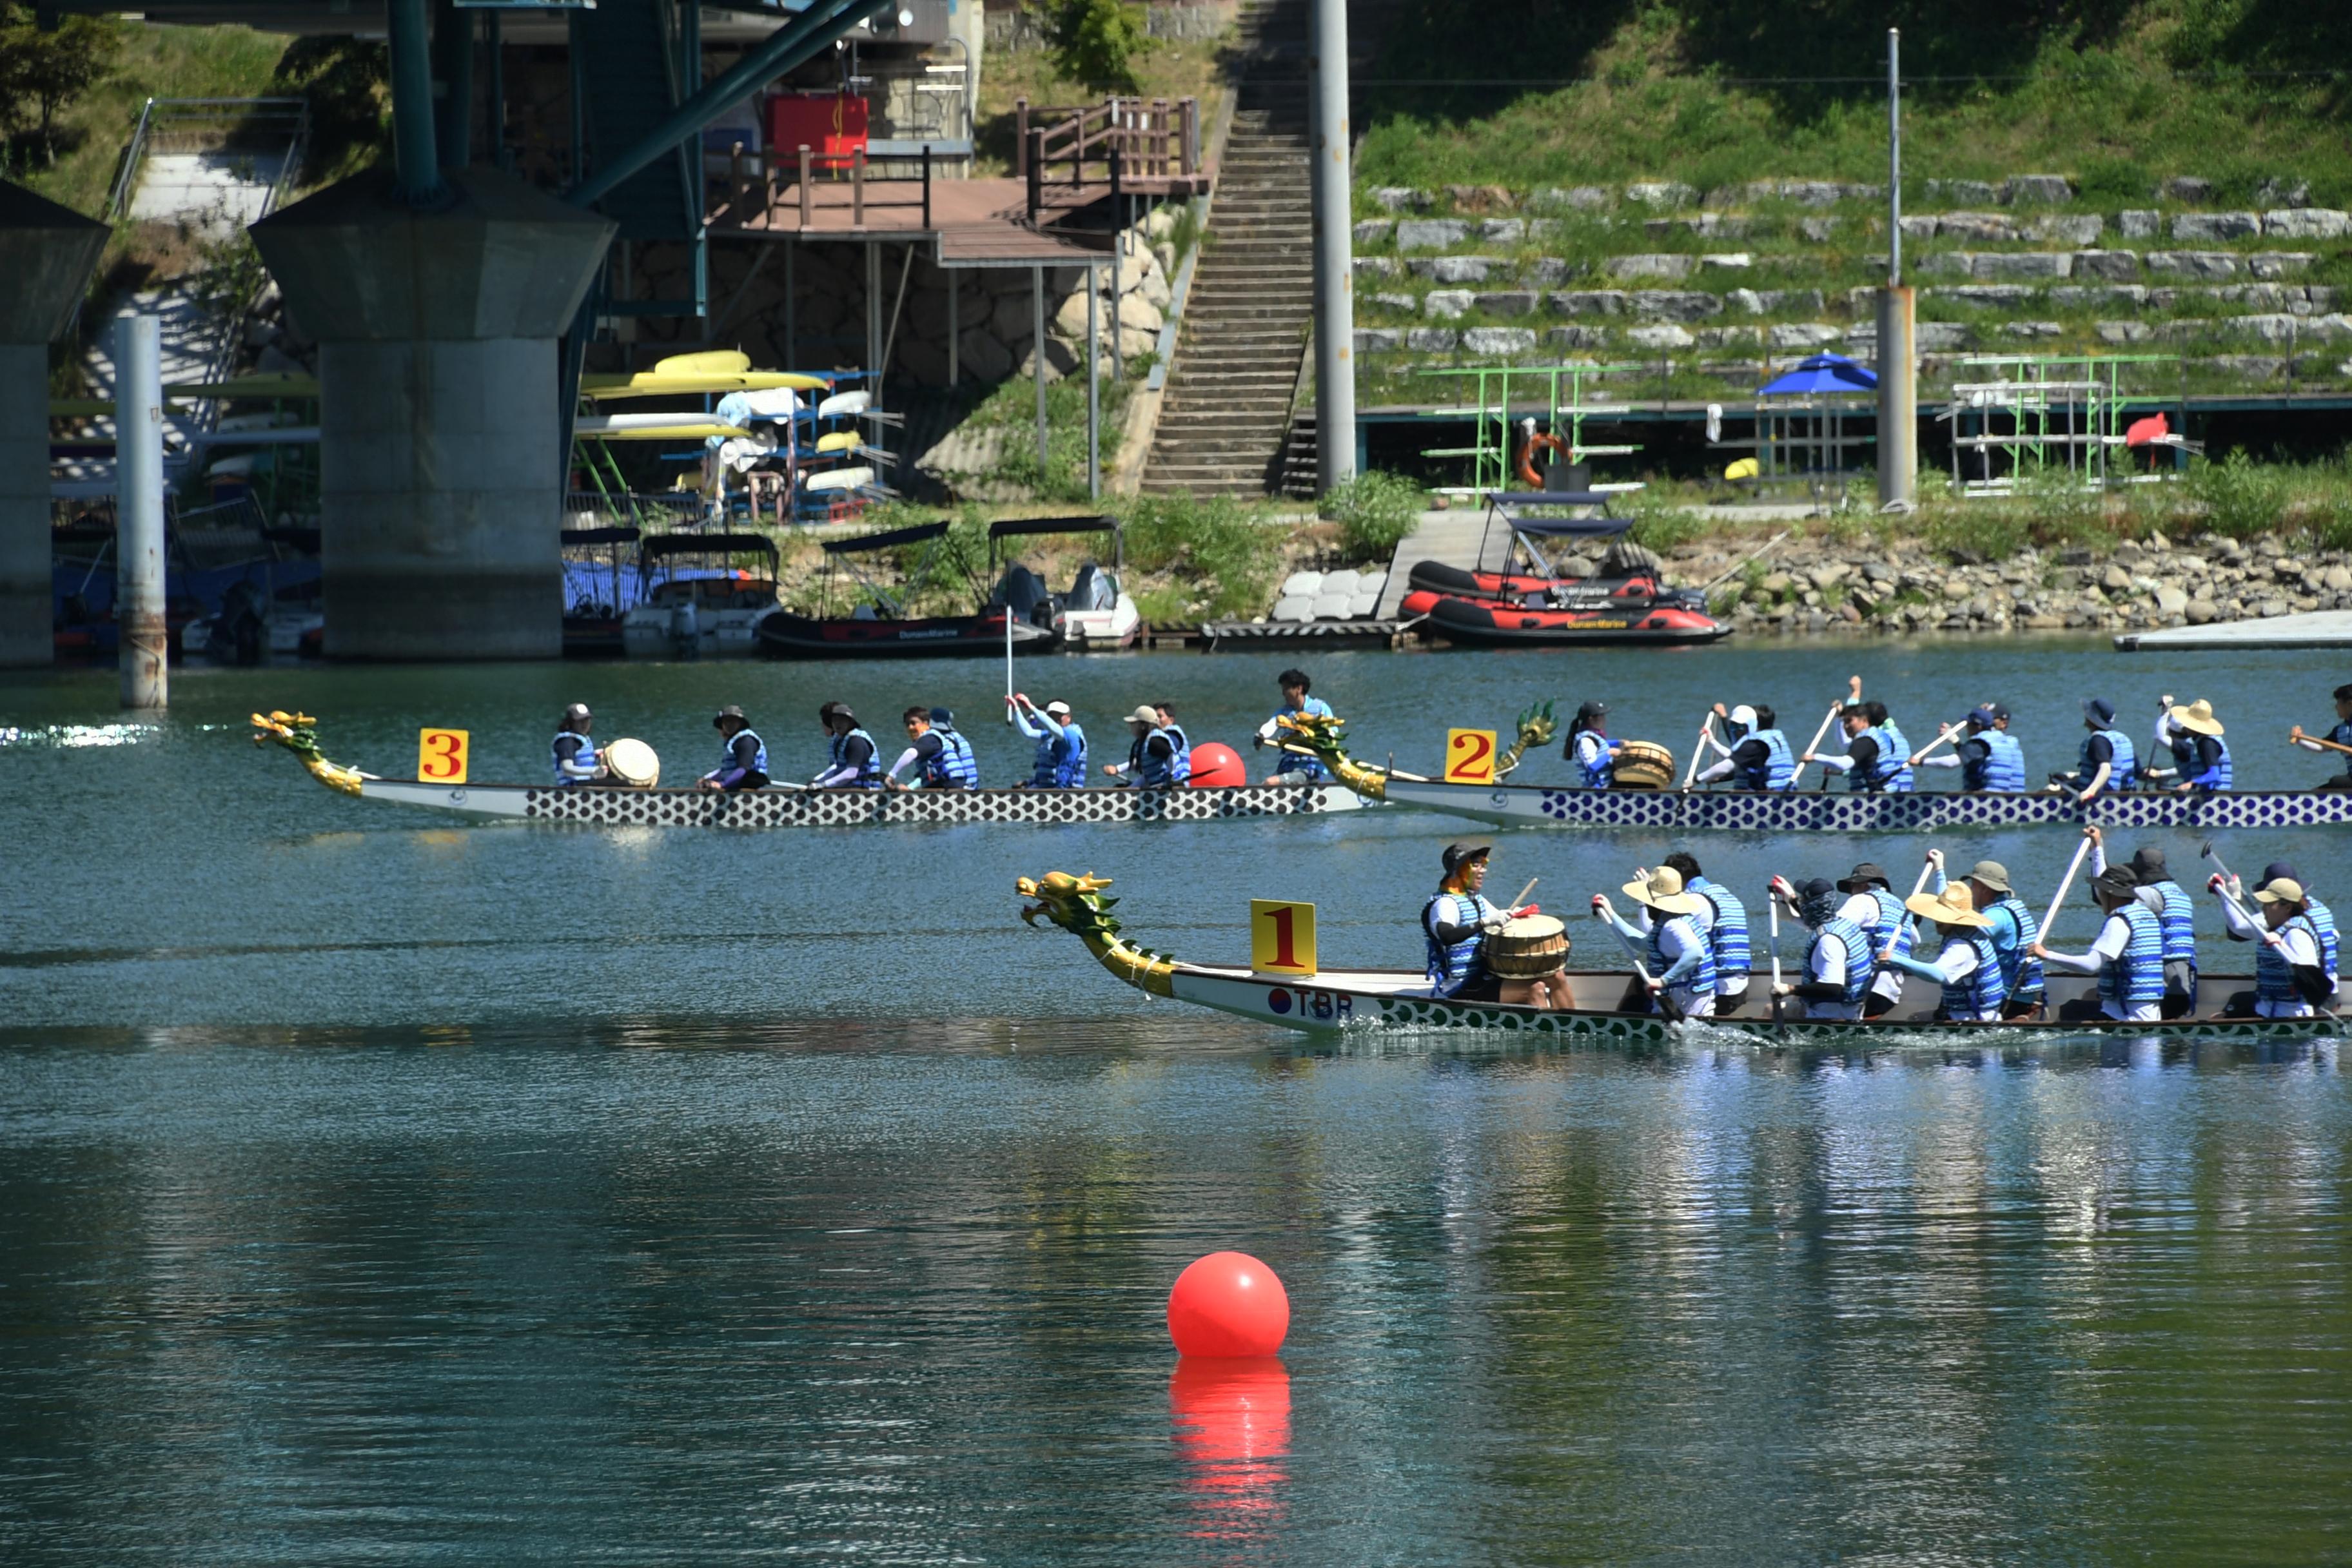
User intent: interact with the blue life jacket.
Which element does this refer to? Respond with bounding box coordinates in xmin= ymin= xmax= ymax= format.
xmin=1273 ymin=698 xmax=1334 ymax=779
xmin=1689 ymin=876 xmax=1751 ymax=981
xmin=2079 ymin=727 xmax=2137 ymax=790
xmin=2255 ymin=912 xmax=2324 ymax=1004
xmin=2333 ymin=720 xmax=2352 ymax=778
xmin=1741 ymin=728 xmax=1796 ymax=791
xmin=722 ymin=727 xmax=770 ymax=777
xmin=2143 ymin=879 xmax=2196 ymax=966
xmin=1983 ymin=893 xmax=2046 ymax=998
xmin=1974 ymin=730 xmax=2026 ymax=792
xmin=2099 ymin=902 xmax=2166 ymax=1009
xmin=829 ymin=727 xmax=881 ymax=788
xmin=1137 ymin=724 xmax=1190 ymax=787
xmin=1873 ymin=720 xmax=1915 ymax=791
xmin=1810 ymin=916 xmax=1872 ymax=1006
xmin=2307 ymin=895 xmax=2339 ymax=983
xmin=1053 ymin=720 xmax=1088 ymax=787
xmin=2179 ymin=734 xmax=2232 ymax=789
xmin=1646 ymin=914 xmax=1718 ymax=1007
xmin=1424 ymin=890 xmax=1500 ymax=995
xmin=1859 ymin=886 xmax=1916 ymax=965
xmin=922 ymin=727 xmax=980 ymax=789
xmin=1162 ymin=722 xmax=1191 ymax=781
xmin=1572 ymin=728 xmax=1614 ymax=789
xmin=552 ymin=730 xmax=598 ymax=785
xmin=1943 ymin=928 xmax=2009 ymax=1019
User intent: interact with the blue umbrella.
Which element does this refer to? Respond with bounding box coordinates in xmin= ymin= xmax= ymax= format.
xmin=1758 ymin=353 xmax=1877 ymax=397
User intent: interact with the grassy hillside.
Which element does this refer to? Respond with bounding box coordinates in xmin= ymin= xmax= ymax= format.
xmin=1358 ymin=0 xmax=2352 ymax=199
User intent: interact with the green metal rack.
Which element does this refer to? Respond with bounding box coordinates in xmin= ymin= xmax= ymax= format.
xmin=1418 ymin=362 xmax=1646 ymax=499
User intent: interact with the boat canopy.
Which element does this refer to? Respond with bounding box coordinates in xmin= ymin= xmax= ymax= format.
xmin=823 ymin=520 xmax=952 ymax=554
xmin=562 ymin=525 xmax=642 ymax=547
xmin=986 ymin=514 xmax=1119 ymax=538
xmin=1489 ymin=493 xmax=1632 ymax=536
xmin=643 ymin=532 xmax=780 ymax=561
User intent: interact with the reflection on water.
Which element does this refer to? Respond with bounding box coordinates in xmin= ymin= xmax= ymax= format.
xmin=1170 ymin=1358 xmax=1290 ymax=1544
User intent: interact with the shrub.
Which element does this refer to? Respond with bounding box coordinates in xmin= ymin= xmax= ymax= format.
xmin=1044 ymin=0 xmax=1143 ymax=95
xmin=2190 ymin=450 xmax=2289 ymax=538
xmin=1320 ymin=470 xmax=1422 ymax=562
xmin=1126 ymin=492 xmax=1279 ymax=619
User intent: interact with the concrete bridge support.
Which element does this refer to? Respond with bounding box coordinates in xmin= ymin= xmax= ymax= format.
xmin=250 ymin=168 xmax=612 ymax=659
xmin=0 ymin=182 xmax=108 ymax=667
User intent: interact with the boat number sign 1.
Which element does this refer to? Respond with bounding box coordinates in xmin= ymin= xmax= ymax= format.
xmin=1250 ymin=899 xmax=1318 ymax=977
xmin=1444 ymin=728 xmax=1498 ymax=785
xmin=418 ymin=728 xmax=470 ymax=786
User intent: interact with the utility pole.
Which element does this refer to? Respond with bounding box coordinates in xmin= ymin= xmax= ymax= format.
xmin=116 ymin=315 xmax=166 ymax=710
xmin=1309 ymin=0 xmax=1355 ymax=494
xmin=1876 ymin=26 xmax=1917 ymax=511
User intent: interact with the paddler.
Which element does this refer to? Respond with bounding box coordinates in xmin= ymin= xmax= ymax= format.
xmin=2288 ymin=683 xmax=2352 ymax=789
xmin=2028 ymin=863 xmax=2164 ymax=1022
xmin=551 ymin=702 xmax=607 ymax=785
xmin=2052 ymin=697 xmax=2137 ymax=802
xmin=1151 ymin=701 xmax=1193 ymax=781
xmin=1423 ymin=841 xmax=1534 ymax=1001
xmin=1255 ymin=668 xmax=1335 ymax=783
xmin=1806 ymin=703 xmax=1914 ymax=792
xmin=885 ymin=706 xmax=980 ymax=790
xmin=1910 ymin=705 xmax=2027 ymax=791
xmin=2240 ymin=861 xmax=2338 ymax=986
xmin=2208 ymin=873 xmax=2333 ymax=1019
xmin=697 ymin=704 xmax=769 ymax=791
xmin=1689 ymin=703 xmax=1797 ymax=791
xmin=1102 ymin=703 xmax=1188 ymax=787
xmin=1955 ymin=859 xmax=2048 ymax=1019
xmin=1767 ymin=876 xmax=1873 ymax=1021
xmin=1875 ymin=871 xmax=2007 ymax=1022
xmin=1563 ymin=700 xmax=1622 ymax=788
xmin=2084 ymin=828 xmax=2198 ymax=1015
xmin=810 ymin=703 xmax=883 ymax=789
xmin=1592 ymin=865 xmax=1718 ymax=1017
xmin=1661 ymin=851 xmax=1751 ymax=1008
xmin=1832 ymin=861 xmax=1915 ymax=1017
xmin=2141 ymin=698 xmax=2231 ymax=792
xmin=1008 ymin=693 xmax=1086 ymax=787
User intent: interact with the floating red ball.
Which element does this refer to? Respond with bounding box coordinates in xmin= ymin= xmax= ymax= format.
xmin=1166 ymin=1251 xmax=1289 ymax=1357
xmin=1184 ymin=742 xmax=1247 ymax=787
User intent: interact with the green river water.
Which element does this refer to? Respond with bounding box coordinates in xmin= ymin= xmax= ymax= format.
xmin=3 ymin=640 xmax=2349 ymax=1563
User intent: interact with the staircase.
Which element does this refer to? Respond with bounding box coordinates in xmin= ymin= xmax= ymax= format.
xmin=1141 ymin=0 xmax=1311 ymax=496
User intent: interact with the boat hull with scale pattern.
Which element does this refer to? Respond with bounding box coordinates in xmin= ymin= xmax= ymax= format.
xmin=358 ymin=778 xmax=1367 ymax=827
xmin=1374 ymin=779 xmax=2352 ymax=832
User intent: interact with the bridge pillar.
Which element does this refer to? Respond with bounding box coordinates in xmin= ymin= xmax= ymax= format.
xmin=250 ymin=167 xmax=612 ymax=659
xmin=0 ymin=182 xmax=108 ymax=667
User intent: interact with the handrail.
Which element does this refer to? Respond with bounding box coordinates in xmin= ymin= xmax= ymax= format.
xmin=1015 ymin=95 xmax=1198 ymax=184
xmin=719 ymin=141 xmax=932 ymax=231
xmin=104 ymin=97 xmax=161 ymax=220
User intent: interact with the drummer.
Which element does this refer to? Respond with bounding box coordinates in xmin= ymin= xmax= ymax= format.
xmin=1255 ymin=668 xmax=1334 ymax=783
xmin=551 ymin=702 xmax=607 ymax=786
xmin=1423 ymin=841 xmax=1534 ymax=1001
xmin=1591 ymin=865 xmax=1718 ymax=1018
xmin=1875 ymin=867 xmax=2006 ymax=1022
xmin=2289 ymin=683 xmax=2352 ymax=789
xmin=1563 ymin=700 xmax=1622 ymax=788
xmin=698 ymin=704 xmax=769 ymax=791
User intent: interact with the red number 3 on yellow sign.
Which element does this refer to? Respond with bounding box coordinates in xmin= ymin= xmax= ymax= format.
xmin=418 ymin=728 xmax=470 ymax=785
xmin=1443 ymin=728 xmax=1496 ymax=785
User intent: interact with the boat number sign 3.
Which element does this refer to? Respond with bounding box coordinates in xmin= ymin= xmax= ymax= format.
xmin=1444 ymin=729 xmax=1498 ymax=785
xmin=418 ymin=728 xmax=469 ymax=785
xmin=1251 ymin=899 xmax=1318 ymax=977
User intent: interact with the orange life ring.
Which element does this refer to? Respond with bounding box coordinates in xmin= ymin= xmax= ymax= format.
xmin=1516 ymin=428 xmax=1567 ymax=489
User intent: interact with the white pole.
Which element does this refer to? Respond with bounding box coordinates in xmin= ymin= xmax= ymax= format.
xmin=1310 ymin=0 xmax=1356 ymax=494
xmin=116 ymin=314 xmax=167 ymax=710
xmin=1085 ymin=264 xmax=1100 ymax=500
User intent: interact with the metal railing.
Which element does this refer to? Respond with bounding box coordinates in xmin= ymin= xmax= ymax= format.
xmin=106 ymin=97 xmax=311 ymax=222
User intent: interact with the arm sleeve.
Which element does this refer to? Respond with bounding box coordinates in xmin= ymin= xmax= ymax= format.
xmin=1917 ymin=751 xmax=1961 ymax=770
xmin=2046 ymin=913 xmax=2130 ymax=974
xmin=1883 ymin=950 xmax=1948 ymax=985
xmin=1011 ymin=709 xmax=1045 ymax=740
xmin=1694 ymin=757 xmax=1739 ymax=785
xmin=1599 ymin=905 xmax=1644 ymax=944
xmin=1816 ymin=750 xmax=1857 ymax=775
xmin=1701 ymin=727 xmax=1734 ymax=760
xmin=1654 ymin=922 xmax=1705 ymax=985
xmin=2217 ymin=895 xmax=2265 ymax=943
xmin=885 ymin=744 xmax=924 ymax=781
xmin=2089 ymin=842 xmax=2108 ymax=878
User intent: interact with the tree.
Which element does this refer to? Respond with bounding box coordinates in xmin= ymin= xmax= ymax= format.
xmin=0 ymin=5 xmax=123 ymax=164
xmin=1046 ymin=0 xmax=1144 ymax=95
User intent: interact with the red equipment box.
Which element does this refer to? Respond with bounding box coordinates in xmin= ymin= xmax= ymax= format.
xmin=767 ymin=93 xmax=869 ymax=170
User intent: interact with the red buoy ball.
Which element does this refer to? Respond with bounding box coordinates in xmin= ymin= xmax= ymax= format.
xmin=1184 ymin=741 xmax=1247 ymax=787
xmin=1167 ymin=1251 xmax=1289 ymax=1357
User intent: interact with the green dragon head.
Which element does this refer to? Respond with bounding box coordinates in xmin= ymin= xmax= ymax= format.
xmin=1494 ymin=700 xmax=1556 ymax=780
xmin=1016 ymin=871 xmax=1175 ymax=997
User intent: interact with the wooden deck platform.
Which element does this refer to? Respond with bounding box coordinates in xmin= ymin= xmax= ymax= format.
xmin=709 ymin=173 xmax=1204 ymax=265
xmin=2116 ymin=611 xmax=2352 ymax=652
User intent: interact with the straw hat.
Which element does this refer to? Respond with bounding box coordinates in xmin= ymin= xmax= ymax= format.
xmin=2253 ymin=877 xmax=2307 ymax=906
xmin=2170 ymin=698 xmax=2225 ymax=736
xmin=1906 ymin=881 xmax=1990 ymax=928
xmin=1622 ymin=865 xmax=1707 ymax=916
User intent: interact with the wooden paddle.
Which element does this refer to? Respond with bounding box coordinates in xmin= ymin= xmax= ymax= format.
xmin=2290 ymin=725 xmax=2352 ymax=758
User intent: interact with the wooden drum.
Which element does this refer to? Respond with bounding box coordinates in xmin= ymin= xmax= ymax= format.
xmin=1487 ymin=915 xmax=1570 ymax=977
xmin=1612 ymin=740 xmax=1676 ymax=790
xmin=603 ymin=737 xmax=662 ymax=789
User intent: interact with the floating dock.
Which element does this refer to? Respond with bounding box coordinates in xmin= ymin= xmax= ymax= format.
xmin=2115 ymin=611 xmax=2352 ymax=652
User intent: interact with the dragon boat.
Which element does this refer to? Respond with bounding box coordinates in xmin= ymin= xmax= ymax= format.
xmin=250 ymin=712 xmax=1366 ymax=828
xmin=1277 ymin=710 xmax=2352 ymax=834
xmin=1016 ymin=870 xmax=2351 ymax=1043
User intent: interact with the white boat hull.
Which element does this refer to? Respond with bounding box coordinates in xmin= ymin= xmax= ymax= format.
xmin=356 ymin=778 xmax=1367 ymax=827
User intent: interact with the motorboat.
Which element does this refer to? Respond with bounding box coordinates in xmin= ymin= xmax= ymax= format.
xmin=755 ymin=518 xmax=1063 ymax=660
xmin=1398 ymin=493 xmax=1729 ymax=647
xmin=987 ymin=514 xmax=1142 ymax=649
xmin=620 ymin=531 xmax=782 ymax=659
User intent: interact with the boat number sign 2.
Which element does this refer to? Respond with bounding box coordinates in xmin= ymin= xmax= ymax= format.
xmin=1444 ymin=728 xmax=1498 ymax=785
xmin=1251 ymin=899 xmax=1318 ymax=977
xmin=418 ymin=728 xmax=470 ymax=785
